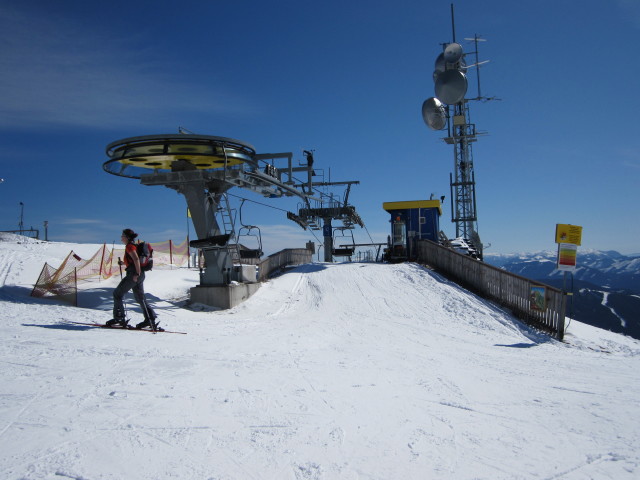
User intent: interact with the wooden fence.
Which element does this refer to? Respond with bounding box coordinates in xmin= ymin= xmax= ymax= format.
xmin=416 ymin=239 xmax=566 ymax=340
xmin=257 ymin=248 xmax=313 ymax=282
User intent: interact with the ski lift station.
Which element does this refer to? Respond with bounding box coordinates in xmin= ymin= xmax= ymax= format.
xmin=103 ymin=133 xmax=365 ymax=308
xmin=383 ymin=200 xmax=442 ymax=262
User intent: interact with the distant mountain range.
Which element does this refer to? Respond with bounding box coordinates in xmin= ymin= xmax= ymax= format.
xmin=484 ymin=250 xmax=640 ymax=340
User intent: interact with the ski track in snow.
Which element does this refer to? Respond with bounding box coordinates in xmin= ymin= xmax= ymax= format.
xmin=1 ymin=239 xmax=640 ymax=479
xmin=602 ymin=291 xmax=627 ymax=328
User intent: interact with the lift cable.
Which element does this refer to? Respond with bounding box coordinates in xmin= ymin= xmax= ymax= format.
xmin=227 ymin=192 xmax=288 ymax=213
xmin=226 ymin=192 xmax=324 ymax=245
xmin=363 ymin=224 xmax=376 ymax=244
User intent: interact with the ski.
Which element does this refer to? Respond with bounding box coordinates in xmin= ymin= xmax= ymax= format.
xmin=65 ymin=321 xmax=187 ymax=335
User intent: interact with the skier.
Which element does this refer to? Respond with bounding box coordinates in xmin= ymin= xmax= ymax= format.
xmin=107 ymin=228 xmax=158 ymax=329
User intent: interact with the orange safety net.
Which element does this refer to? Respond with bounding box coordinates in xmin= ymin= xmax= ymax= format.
xmin=30 ymin=250 xmax=86 ymax=305
xmin=75 ymin=244 xmax=114 ymax=281
xmin=111 ymin=238 xmax=190 ymax=269
xmin=31 ymin=262 xmax=78 ymax=305
xmin=31 ymin=238 xmax=189 ymax=306
xmin=142 ymin=238 xmax=190 ymax=268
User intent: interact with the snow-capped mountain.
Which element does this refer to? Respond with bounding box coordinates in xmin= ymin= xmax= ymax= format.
xmin=485 ymin=249 xmax=640 ymax=339
xmin=485 ymin=249 xmax=640 ymax=291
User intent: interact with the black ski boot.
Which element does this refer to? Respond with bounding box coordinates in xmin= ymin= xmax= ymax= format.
xmin=106 ymin=318 xmax=128 ymax=328
xmin=136 ymin=318 xmax=157 ymax=330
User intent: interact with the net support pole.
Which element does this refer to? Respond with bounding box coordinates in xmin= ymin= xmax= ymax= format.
xmin=99 ymin=243 xmax=106 ymax=280
xmin=74 ymin=268 xmax=78 ymax=307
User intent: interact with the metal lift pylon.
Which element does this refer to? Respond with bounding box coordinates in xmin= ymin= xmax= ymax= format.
xmin=103 ymin=133 xmax=321 ymax=308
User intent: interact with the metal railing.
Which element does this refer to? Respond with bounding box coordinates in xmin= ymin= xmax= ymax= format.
xmin=416 ymin=239 xmax=566 ymax=340
xmin=257 ymin=248 xmax=313 ymax=282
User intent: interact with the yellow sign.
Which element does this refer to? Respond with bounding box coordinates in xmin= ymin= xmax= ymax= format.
xmin=555 ymin=224 xmax=582 ymax=246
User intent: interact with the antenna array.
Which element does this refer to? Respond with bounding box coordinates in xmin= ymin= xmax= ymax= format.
xmin=421 ymin=5 xmax=491 ymax=259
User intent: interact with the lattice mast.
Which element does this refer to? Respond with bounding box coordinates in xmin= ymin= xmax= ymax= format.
xmin=422 ymin=5 xmax=490 ymax=258
xmin=448 ymin=92 xmax=479 ymax=244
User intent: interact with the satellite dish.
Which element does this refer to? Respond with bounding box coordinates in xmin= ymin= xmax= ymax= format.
xmin=433 ymin=53 xmax=446 ymax=83
xmin=444 ymin=43 xmax=463 ymax=63
xmin=422 ymin=97 xmax=447 ymax=130
xmin=434 ymin=49 xmax=466 ymax=83
xmin=435 ymin=69 xmax=468 ymax=104
xmin=434 ymin=52 xmax=446 ymax=74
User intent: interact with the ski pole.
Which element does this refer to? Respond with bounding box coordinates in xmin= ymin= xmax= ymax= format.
xmin=122 ymin=255 xmax=155 ymax=332
xmin=139 ymin=294 xmax=157 ymax=333
xmin=118 ymin=257 xmax=129 ymax=323
xmin=135 ymin=264 xmax=156 ymax=332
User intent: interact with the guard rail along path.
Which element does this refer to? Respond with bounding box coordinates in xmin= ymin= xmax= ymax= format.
xmin=416 ymin=239 xmax=566 ymax=340
xmin=257 ymin=248 xmax=313 ymax=282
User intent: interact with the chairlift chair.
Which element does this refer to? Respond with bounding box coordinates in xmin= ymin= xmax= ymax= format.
xmin=237 ymin=225 xmax=263 ymax=259
xmin=332 ymin=227 xmax=355 ymax=258
xmin=237 ymin=199 xmax=263 ymax=259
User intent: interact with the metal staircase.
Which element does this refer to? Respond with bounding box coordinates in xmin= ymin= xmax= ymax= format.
xmin=217 ymin=193 xmax=240 ymax=264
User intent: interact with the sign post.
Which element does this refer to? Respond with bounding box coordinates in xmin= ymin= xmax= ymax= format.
xmin=555 ymin=224 xmax=582 ymax=276
xmin=555 ymin=224 xmax=583 ymax=325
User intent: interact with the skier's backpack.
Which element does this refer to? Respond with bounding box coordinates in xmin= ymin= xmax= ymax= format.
xmin=136 ymin=241 xmax=154 ymax=271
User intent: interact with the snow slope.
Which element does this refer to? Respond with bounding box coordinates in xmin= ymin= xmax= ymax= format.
xmin=1 ymin=237 xmax=640 ymax=479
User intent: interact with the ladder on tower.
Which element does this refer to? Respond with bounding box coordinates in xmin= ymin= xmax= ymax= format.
xmin=217 ymin=193 xmax=241 ymax=264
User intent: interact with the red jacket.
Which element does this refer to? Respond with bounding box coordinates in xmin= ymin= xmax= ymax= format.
xmin=123 ymin=243 xmax=139 ymax=273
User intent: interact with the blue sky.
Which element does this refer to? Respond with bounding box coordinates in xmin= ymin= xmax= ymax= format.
xmin=1 ymin=0 xmax=639 ymax=255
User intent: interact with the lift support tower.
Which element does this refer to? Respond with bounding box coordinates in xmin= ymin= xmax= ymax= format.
xmin=103 ymin=133 xmax=322 ymax=308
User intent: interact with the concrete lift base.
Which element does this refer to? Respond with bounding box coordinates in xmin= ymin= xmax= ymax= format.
xmin=190 ymin=283 xmax=261 ymax=310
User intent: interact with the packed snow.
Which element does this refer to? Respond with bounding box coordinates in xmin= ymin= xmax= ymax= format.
xmin=1 ymin=235 xmax=640 ymax=479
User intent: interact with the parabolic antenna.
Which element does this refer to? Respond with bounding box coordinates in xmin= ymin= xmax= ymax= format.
xmin=434 ymin=49 xmax=466 ymax=83
xmin=434 ymin=52 xmax=446 ymax=75
xmin=422 ymin=97 xmax=447 ymax=130
xmin=444 ymin=42 xmax=463 ymax=63
xmin=434 ymin=69 xmax=468 ymax=105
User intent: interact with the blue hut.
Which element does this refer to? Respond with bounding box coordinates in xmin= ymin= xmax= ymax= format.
xmin=382 ymin=200 xmax=442 ymax=262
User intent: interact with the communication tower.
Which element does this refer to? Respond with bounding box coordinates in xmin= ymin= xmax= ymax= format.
xmin=422 ymin=5 xmax=493 ymax=259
